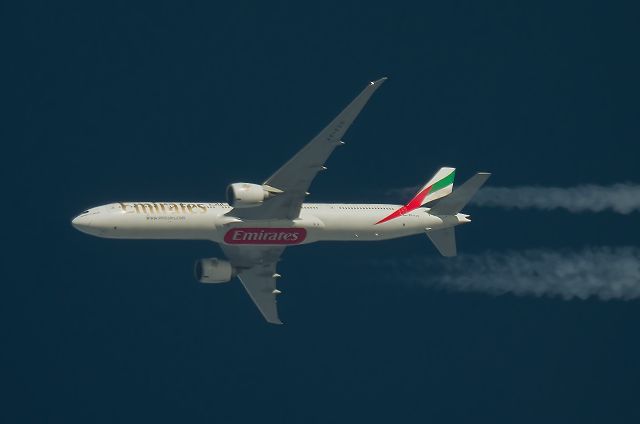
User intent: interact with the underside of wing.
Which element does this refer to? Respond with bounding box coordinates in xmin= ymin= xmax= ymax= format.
xmin=230 ymin=77 xmax=387 ymax=221
xmin=220 ymin=245 xmax=286 ymax=324
xmin=237 ymin=266 xmax=282 ymax=324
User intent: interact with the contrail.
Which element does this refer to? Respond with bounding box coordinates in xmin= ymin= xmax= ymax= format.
xmin=471 ymin=184 xmax=640 ymax=214
xmin=387 ymin=184 xmax=640 ymax=214
xmin=387 ymin=246 xmax=640 ymax=301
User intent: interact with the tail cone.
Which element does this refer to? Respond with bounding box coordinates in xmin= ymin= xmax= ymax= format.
xmin=456 ymin=213 xmax=471 ymax=224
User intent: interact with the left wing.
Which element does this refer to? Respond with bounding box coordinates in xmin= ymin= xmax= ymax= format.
xmin=230 ymin=77 xmax=387 ymax=220
xmin=220 ymin=245 xmax=286 ymax=324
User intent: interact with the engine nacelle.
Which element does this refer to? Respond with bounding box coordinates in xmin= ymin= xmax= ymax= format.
xmin=226 ymin=183 xmax=275 ymax=208
xmin=194 ymin=258 xmax=236 ymax=284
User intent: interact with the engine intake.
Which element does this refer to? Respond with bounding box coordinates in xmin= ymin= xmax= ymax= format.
xmin=226 ymin=183 xmax=277 ymax=208
xmin=194 ymin=258 xmax=236 ymax=283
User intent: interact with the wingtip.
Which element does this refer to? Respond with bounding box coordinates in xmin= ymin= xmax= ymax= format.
xmin=370 ymin=77 xmax=388 ymax=85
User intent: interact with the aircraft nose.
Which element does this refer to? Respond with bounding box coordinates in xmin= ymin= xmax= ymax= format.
xmin=71 ymin=214 xmax=93 ymax=233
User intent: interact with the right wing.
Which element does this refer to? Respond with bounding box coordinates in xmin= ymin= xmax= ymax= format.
xmin=229 ymin=77 xmax=387 ymax=221
xmin=220 ymin=244 xmax=286 ymax=324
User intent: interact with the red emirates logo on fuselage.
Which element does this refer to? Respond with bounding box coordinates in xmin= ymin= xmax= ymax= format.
xmin=224 ymin=228 xmax=307 ymax=245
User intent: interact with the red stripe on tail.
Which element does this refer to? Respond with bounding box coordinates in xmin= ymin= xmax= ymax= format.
xmin=375 ymin=185 xmax=433 ymax=225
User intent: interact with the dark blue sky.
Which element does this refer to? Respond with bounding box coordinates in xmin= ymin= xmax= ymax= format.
xmin=6 ymin=2 xmax=640 ymax=422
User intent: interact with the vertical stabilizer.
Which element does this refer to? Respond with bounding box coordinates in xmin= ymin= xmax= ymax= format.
xmin=416 ymin=167 xmax=456 ymax=205
xmin=376 ymin=167 xmax=456 ymax=224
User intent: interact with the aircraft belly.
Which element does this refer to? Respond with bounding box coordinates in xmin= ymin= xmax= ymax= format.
xmin=316 ymin=222 xmax=422 ymax=241
xmin=310 ymin=210 xmax=430 ymax=242
xmin=99 ymin=211 xmax=219 ymax=239
xmin=214 ymin=211 xmax=419 ymax=245
xmin=97 ymin=205 xmax=445 ymax=243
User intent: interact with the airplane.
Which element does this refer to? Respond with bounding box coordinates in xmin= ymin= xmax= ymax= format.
xmin=72 ymin=78 xmax=490 ymax=324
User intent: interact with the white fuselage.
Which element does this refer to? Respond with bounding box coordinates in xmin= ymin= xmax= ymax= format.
xmin=71 ymin=201 xmax=468 ymax=245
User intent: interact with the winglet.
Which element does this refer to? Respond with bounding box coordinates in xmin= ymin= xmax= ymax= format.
xmin=371 ymin=77 xmax=388 ymax=86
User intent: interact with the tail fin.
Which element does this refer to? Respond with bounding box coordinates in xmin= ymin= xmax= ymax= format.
xmin=430 ymin=172 xmax=491 ymax=215
xmin=414 ymin=167 xmax=456 ymax=206
xmin=376 ymin=167 xmax=455 ymax=224
xmin=426 ymin=172 xmax=491 ymax=257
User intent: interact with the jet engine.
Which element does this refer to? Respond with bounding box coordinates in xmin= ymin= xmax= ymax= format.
xmin=194 ymin=258 xmax=236 ymax=283
xmin=226 ymin=183 xmax=278 ymax=208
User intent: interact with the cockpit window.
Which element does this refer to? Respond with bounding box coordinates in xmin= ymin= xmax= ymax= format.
xmin=81 ymin=210 xmax=90 ymax=214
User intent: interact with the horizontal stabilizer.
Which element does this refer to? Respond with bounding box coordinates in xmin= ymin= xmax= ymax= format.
xmin=426 ymin=227 xmax=457 ymax=257
xmin=430 ymin=172 xmax=491 ymax=215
